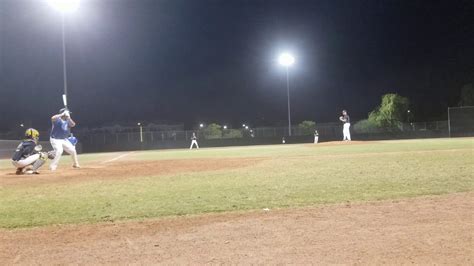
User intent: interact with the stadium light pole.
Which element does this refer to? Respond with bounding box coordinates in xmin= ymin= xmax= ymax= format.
xmin=47 ymin=0 xmax=80 ymax=99
xmin=278 ymin=53 xmax=295 ymax=136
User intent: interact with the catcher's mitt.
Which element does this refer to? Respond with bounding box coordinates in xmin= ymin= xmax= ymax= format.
xmin=47 ymin=150 xmax=56 ymax=160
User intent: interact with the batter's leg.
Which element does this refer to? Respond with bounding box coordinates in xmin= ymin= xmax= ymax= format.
xmin=49 ymin=138 xmax=64 ymax=170
xmin=63 ymin=140 xmax=80 ymax=168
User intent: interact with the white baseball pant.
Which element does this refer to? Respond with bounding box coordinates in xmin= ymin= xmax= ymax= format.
xmin=343 ymin=123 xmax=351 ymax=141
xmin=12 ymin=154 xmax=40 ymax=168
xmin=49 ymin=137 xmax=80 ymax=170
xmin=190 ymin=140 xmax=199 ymax=149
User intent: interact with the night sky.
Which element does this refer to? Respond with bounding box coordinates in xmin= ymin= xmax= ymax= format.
xmin=0 ymin=0 xmax=473 ymax=130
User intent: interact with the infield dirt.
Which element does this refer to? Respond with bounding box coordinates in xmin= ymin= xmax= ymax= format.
xmin=1 ymin=192 xmax=472 ymax=264
xmin=0 ymin=157 xmax=264 ymax=187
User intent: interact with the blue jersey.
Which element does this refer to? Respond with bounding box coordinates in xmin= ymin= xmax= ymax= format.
xmin=51 ymin=119 xmax=70 ymax=139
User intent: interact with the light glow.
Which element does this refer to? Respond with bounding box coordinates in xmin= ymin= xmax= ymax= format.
xmin=278 ymin=53 xmax=295 ymax=67
xmin=47 ymin=0 xmax=80 ymax=13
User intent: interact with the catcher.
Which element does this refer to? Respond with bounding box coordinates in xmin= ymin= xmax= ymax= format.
xmin=11 ymin=128 xmax=54 ymax=175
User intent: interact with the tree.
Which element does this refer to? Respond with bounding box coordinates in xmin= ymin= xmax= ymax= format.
xmin=203 ymin=123 xmax=223 ymax=139
xmin=222 ymin=129 xmax=243 ymax=139
xmin=298 ymin=120 xmax=316 ymax=135
xmin=353 ymin=119 xmax=380 ymax=133
xmin=368 ymin=93 xmax=410 ymax=129
xmin=459 ymin=83 xmax=474 ymax=106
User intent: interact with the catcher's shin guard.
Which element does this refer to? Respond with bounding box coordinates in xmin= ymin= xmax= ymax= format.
xmin=31 ymin=155 xmax=47 ymax=172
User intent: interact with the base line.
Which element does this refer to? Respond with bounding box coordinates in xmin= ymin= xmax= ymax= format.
xmin=101 ymin=152 xmax=134 ymax=164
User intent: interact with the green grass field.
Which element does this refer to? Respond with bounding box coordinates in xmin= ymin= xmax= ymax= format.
xmin=0 ymin=138 xmax=472 ymax=229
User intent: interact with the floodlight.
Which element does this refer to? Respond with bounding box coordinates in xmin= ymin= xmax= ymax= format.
xmin=223 ymin=125 xmax=227 ymax=129
xmin=278 ymin=53 xmax=295 ymax=67
xmin=47 ymin=0 xmax=80 ymax=13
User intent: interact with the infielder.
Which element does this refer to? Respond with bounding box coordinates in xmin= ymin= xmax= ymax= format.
xmin=190 ymin=132 xmax=199 ymax=149
xmin=12 ymin=128 xmax=54 ymax=175
xmin=49 ymin=108 xmax=80 ymax=171
xmin=339 ymin=109 xmax=351 ymax=141
xmin=314 ymin=130 xmax=319 ymax=144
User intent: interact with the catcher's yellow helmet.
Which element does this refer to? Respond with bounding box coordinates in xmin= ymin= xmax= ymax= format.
xmin=25 ymin=128 xmax=39 ymax=141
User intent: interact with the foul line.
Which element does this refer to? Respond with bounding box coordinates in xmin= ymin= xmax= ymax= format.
xmin=101 ymin=152 xmax=134 ymax=164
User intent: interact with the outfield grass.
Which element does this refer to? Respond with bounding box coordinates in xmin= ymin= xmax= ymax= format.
xmin=0 ymin=138 xmax=472 ymax=228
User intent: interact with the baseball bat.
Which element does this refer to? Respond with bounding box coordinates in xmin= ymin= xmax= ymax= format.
xmin=62 ymin=94 xmax=68 ymax=109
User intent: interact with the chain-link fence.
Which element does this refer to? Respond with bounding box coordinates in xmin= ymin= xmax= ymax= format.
xmin=70 ymin=120 xmax=452 ymax=152
xmin=2 ymin=117 xmax=470 ymax=154
xmin=448 ymin=106 xmax=474 ymax=137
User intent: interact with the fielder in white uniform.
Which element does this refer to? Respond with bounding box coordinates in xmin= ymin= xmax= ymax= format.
xmin=49 ymin=108 xmax=80 ymax=171
xmin=190 ymin=132 xmax=199 ymax=149
xmin=339 ymin=109 xmax=351 ymax=141
xmin=314 ymin=130 xmax=319 ymax=144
